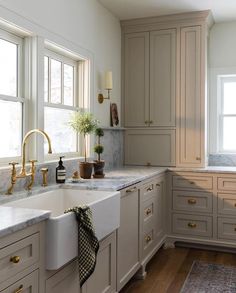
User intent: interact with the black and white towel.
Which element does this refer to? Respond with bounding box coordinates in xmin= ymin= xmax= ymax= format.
xmin=64 ymin=206 xmax=99 ymax=287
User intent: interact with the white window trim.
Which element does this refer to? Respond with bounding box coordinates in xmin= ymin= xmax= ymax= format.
xmin=209 ymin=67 xmax=236 ymax=155
xmin=0 ymin=28 xmax=25 ymax=165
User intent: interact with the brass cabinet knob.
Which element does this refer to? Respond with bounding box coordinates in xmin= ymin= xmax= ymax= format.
xmin=10 ymin=255 xmax=20 ymax=263
xmin=146 ymin=186 xmax=153 ymax=192
xmin=188 ymin=199 xmax=197 ymax=205
xmin=147 ymin=162 xmax=151 ymax=166
xmin=188 ymin=223 xmax=197 ymax=228
xmin=145 ymin=235 xmax=152 ymax=243
xmin=144 ymin=120 xmax=149 ymax=124
xmin=234 ymin=203 xmax=236 ymax=208
xmin=196 ymin=157 xmax=201 ymax=161
xmin=149 ymin=120 xmax=153 ymax=124
xmin=190 ymin=181 xmax=195 ymax=185
xmin=13 ymin=285 xmax=23 ymax=293
xmin=146 ymin=208 xmax=152 ymax=216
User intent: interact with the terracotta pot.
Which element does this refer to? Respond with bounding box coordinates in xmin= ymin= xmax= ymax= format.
xmin=79 ymin=162 xmax=93 ymax=179
xmin=93 ymin=160 xmax=105 ymax=178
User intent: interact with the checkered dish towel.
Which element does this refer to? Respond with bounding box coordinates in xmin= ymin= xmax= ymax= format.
xmin=64 ymin=206 xmax=99 ymax=287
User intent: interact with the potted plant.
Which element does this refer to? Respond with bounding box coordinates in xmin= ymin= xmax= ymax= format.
xmin=68 ymin=111 xmax=98 ymax=179
xmin=93 ymin=128 xmax=105 ymax=178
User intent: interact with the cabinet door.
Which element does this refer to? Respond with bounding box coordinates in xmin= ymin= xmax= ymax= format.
xmin=117 ymin=186 xmax=140 ymax=291
xmin=46 ymin=260 xmax=80 ymax=293
xmin=82 ymin=232 xmax=116 ymax=293
xmin=124 ymin=32 xmax=149 ymax=127
xmin=178 ymin=25 xmax=205 ymax=167
xmin=150 ymin=29 xmax=176 ymax=127
xmin=125 ymin=129 xmax=176 ymax=166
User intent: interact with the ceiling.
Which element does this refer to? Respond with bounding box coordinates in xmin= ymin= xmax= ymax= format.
xmin=98 ymin=0 xmax=236 ymax=22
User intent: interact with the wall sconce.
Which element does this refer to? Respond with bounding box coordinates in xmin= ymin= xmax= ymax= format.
xmin=98 ymin=71 xmax=113 ymax=104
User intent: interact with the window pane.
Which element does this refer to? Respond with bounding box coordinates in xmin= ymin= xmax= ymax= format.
xmin=0 ymin=100 xmax=21 ymax=157
xmin=223 ymin=81 xmax=236 ymax=114
xmin=64 ymin=64 xmax=74 ymax=106
xmin=0 ymin=39 xmax=17 ymax=96
xmin=44 ymin=56 xmax=49 ymax=102
xmin=50 ymin=59 xmax=61 ymax=104
xmin=44 ymin=107 xmax=77 ymax=153
xmin=223 ymin=116 xmax=236 ymax=151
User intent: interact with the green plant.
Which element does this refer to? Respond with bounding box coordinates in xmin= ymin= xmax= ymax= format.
xmin=94 ymin=145 xmax=104 ymax=162
xmin=68 ymin=111 xmax=98 ymax=162
xmin=94 ymin=127 xmax=104 ymax=161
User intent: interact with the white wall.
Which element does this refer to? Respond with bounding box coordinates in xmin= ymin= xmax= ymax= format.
xmin=209 ymin=21 xmax=236 ymax=68
xmin=0 ymin=0 xmax=121 ymax=126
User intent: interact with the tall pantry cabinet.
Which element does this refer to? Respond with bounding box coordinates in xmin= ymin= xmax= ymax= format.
xmin=122 ymin=11 xmax=213 ymax=168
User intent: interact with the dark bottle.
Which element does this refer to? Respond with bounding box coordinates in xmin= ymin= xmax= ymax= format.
xmin=56 ymin=156 xmax=66 ymax=183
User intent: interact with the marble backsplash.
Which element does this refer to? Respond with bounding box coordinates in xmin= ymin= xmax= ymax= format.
xmin=0 ymin=127 xmax=124 ymax=193
xmin=208 ymin=154 xmax=236 ymax=166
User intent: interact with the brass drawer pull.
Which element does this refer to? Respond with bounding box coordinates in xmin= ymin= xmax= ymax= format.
xmin=188 ymin=223 xmax=197 ymax=228
xmin=188 ymin=199 xmax=197 ymax=205
xmin=190 ymin=181 xmax=195 ymax=185
xmin=10 ymin=256 xmax=20 ymax=264
xmin=126 ymin=187 xmax=137 ymax=193
xmin=146 ymin=208 xmax=152 ymax=216
xmin=13 ymin=285 xmax=23 ymax=293
xmin=156 ymin=183 xmax=160 ymax=187
xmin=146 ymin=186 xmax=153 ymax=192
xmin=145 ymin=235 xmax=152 ymax=243
xmin=196 ymin=157 xmax=201 ymax=161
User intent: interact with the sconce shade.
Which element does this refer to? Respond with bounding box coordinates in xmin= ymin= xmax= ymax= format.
xmin=104 ymin=71 xmax=113 ymax=90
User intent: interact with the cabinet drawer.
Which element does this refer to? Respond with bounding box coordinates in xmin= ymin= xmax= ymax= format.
xmin=142 ymin=182 xmax=156 ymax=200
xmin=173 ymin=175 xmax=213 ymax=190
xmin=218 ymin=217 xmax=236 ymax=241
xmin=173 ymin=190 xmax=213 ymax=213
xmin=142 ymin=228 xmax=155 ymax=259
xmin=1 ymin=269 xmax=38 ymax=293
xmin=172 ymin=214 xmax=212 ymax=238
xmin=218 ymin=193 xmax=236 ymax=216
xmin=218 ymin=177 xmax=236 ymax=191
xmin=0 ymin=233 xmax=39 ymax=283
xmin=143 ymin=198 xmax=155 ymax=224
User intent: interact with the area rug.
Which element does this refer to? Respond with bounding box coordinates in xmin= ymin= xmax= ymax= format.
xmin=181 ymin=261 xmax=236 ymax=293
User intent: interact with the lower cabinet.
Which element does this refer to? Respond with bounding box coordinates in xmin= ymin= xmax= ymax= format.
xmin=1 ymin=270 xmax=38 ymax=293
xmin=45 ymin=260 xmax=80 ymax=293
xmin=82 ymin=232 xmax=116 ymax=293
xmin=117 ymin=185 xmax=140 ymax=291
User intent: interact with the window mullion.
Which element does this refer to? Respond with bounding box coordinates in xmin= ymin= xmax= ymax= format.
xmin=61 ymin=61 xmax=64 ymax=105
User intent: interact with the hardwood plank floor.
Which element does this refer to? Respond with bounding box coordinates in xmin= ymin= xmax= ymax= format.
xmin=120 ymin=247 xmax=236 ymax=293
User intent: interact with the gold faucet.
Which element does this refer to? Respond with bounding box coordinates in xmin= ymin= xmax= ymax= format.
xmin=6 ymin=129 xmax=52 ymax=195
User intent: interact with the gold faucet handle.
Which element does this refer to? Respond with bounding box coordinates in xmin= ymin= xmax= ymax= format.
xmin=40 ymin=168 xmax=48 ymax=187
xmin=9 ymin=162 xmax=19 ymax=168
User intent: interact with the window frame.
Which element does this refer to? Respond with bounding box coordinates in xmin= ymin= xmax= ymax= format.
xmin=0 ymin=28 xmax=25 ymax=165
xmin=43 ymin=48 xmax=84 ymax=159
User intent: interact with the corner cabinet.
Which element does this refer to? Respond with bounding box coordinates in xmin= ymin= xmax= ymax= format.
xmin=122 ymin=11 xmax=213 ymax=168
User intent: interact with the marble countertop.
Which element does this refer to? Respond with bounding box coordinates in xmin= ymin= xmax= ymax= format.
xmin=0 ymin=206 xmax=50 ymax=238
xmin=0 ymin=166 xmax=167 ymax=238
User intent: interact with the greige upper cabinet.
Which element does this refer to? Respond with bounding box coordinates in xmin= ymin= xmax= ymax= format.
xmin=177 ymin=25 xmax=206 ymax=167
xmin=124 ymin=32 xmax=149 ymax=127
xmin=150 ymin=29 xmax=176 ymax=127
xmin=124 ymin=29 xmax=176 ymax=128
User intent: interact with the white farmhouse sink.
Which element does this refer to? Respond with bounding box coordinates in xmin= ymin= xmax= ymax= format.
xmin=3 ymin=188 xmax=120 ymax=270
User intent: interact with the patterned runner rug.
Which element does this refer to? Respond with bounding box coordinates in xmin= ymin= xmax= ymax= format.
xmin=181 ymin=261 xmax=236 ymax=293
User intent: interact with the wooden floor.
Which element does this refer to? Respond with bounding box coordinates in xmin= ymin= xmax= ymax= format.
xmin=120 ymin=246 xmax=236 ymax=293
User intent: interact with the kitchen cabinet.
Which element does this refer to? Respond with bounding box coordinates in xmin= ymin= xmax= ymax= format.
xmin=125 ymin=129 xmax=175 ymax=166
xmin=122 ymin=11 xmax=212 ymax=168
xmin=124 ymin=32 xmax=149 ymax=127
xmin=177 ymin=25 xmax=206 ymax=167
xmin=82 ymin=232 xmax=116 ymax=293
xmin=117 ymin=184 xmax=140 ymax=291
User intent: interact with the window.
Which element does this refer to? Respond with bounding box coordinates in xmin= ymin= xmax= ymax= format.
xmin=44 ymin=49 xmax=80 ymax=155
xmin=0 ymin=29 xmax=23 ymax=159
xmin=219 ymin=76 xmax=236 ymax=152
